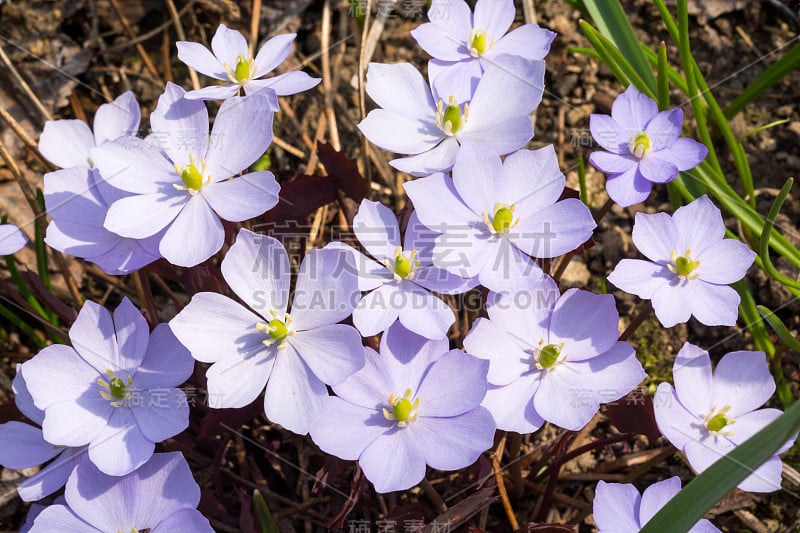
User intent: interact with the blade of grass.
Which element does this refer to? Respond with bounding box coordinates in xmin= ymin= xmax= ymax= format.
xmin=738 ymin=119 xmax=789 ymax=141
xmin=656 ymin=42 xmax=670 ymax=110
xmin=582 ymin=0 xmax=657 ymax=89
xmin=757 ymin=305 xmax=797 ymax=408
xmin=34 ymin=189 xmax=50 ymax=290
xmin=577 ymin=156 xmax=588 ymax=206
xmin=580 ymin=22 xmax=655 ymax=98
xmin=641 ymin=397 xmax=800 ymax=532
xmin=759 ymin=178 xmax=800 ymax=290
xmin=0 ymin=300 xmax=46 ymax=348
xmin=726 ymin=41 xmax=800 ymax=119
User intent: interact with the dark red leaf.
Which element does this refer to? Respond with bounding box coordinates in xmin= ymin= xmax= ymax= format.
xmin=316 ymin=141 xmax=368 ymax=201
xmin=605 ymin=389 xmax=661 ymax=443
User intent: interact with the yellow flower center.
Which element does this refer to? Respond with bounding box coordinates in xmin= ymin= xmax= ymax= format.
xmin=173 ymin=154 xmax=209 ymax=195
xmin=382 ymin=388 xmax=420 ymax=427
xmin=667 ymin=250 xmax=701 ymax=279
xmin=538 ymin=344 xmax=561 ymax=369
xmin=385 ymin=246 xmax=420 ymax=280
xmin=629 ymin=131 xmax=652 ymax=158
xmin=436 ymin=96 xmax=468 ymax=135
xmin=234 ymin=55 xmax=252 ymax=82
xmin=468 ymin=29 xmax=494 ymax=57
xmin=256 ymin=310 xmax=295 ymax=349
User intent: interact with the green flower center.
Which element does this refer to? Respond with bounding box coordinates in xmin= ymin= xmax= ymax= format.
xmin=629 ymin=131 xmax=652 ymax=158
xmin=98 ymin=370 xmax=133 ymax=407
xmin=180 ymin=163 xmax=204 ymax=190
xmin=704 ymin=405 xmax=735 ymax=435
xmin=256 ymin=310 xmax=295 ymax=348
xmin=668 ymin=250 xmax=700 ymax=279
xmin=388 ymin=247 xmax=419 ymax=279
xmin=468 ymin=29 xmax=492 ymax=57
xmin=436 ymin=96 xmax=467 ymax=135
xmin=484 ymin=203 xmax=517 ymax=235
xmin=234 ymin=55 xmax=252 ymax=82
xmin=538 ymin=344 xmax=561 ymax=369
xmin=382 ymin=389 xmax=420 ymax=427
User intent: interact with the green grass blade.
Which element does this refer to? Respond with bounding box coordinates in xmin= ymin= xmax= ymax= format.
xmin=253 ymin=490 xmax=280 ymax=533
xmin=641 ymin=398 xmax=800 ymax=532
xmin=726 ymin=42 xmax=800 ymax=119
xmin=581 ymin=0 xmax=657 ymax=89
xmin=759 ymin=178 xmax=800 ymax=290
xmin=641 ymin=45 xmax=689 ymax=94
xmin=757 ymin=305 xmax=798 ymax=408
xmin=34 ymin=189 xmax=50 ymax=290
xmin=656 ymin=42 xmax=670 ymax=110
xmin=577 ymin=156 xmax=588 ymax=206
xmin=739 ymin=119 xmax=790 ymax=141
xmin=580 ymin=22 xmax=655 ymax=98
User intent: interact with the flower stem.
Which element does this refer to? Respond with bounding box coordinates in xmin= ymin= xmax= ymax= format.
xmin=132 ymin=270 xmax=158 ymax=328
xmin=421 ymin=476 xmax=447 ymax=514
xmin=492 ymin=432 xmax=520 ymax=531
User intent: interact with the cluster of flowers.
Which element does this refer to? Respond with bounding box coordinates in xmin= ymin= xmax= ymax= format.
xmin=0 ymin=0 xmax=794 ymax=530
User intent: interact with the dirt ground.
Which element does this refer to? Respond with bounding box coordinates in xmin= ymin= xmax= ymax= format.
xmin=0 ymin=0 xmax=798 ymax=531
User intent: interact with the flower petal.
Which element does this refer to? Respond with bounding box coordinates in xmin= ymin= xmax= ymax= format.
xmin=353 ymin=284 xmax=403 ymax=336
xmin=183 ymin=84 xmax=240 ymax=101
xmin=711 ymin=350 xmax=774 ymax=418
xmin=476 ymin=238 xmax=544 ymax=293
xmin=489 ymin=23 xmax=556 ymax=61
xmin=93 ymin=92 xmax=141 ymax=145
xmin=651 ymin=279 xmax=693 ymax=327
xmin=151 ymin=509 xmax=214 ymax=533
xmin=353 ymin=199 xmax=401 ymax=262
xmin=639 ymin=155 xmax=678 ymax=184
xmin=150 ymin=83 xmax=209 ymax=168
xmin=221 ymin=229 xmax=290 ymax=316
xmin=463 ymin=317 xmax=532 ymax=386
xmin=672 ymin=342 xmax=713 ymax=417
xmin=632 ymin=211 xmax=679 ymax=263
xmin=205 ymin=348 xmax=275 ymax=408
xmin=21 ymin=345 xmax=98 ymax=409
xmin=451 ymin=143 xmax=501 ymax=216
xmin=611 ymin=86 xmax=658 ymax=132
xmin=28 ymin=505 xmax=99 ymax=533
xmin=365 ymin=62 xmax=437 ymax=122
xmin=638 ymin=477 xmax=681 ymax=526
xmin=482 ymin=377 xmax=543 ymax=433
xmin=90 ymin=137 xmax=176 ymax=195
xmin=12 ymin=368 xmax=44 ymax=425
xmin=512 ymin=199 xmax=596 ymax=259
xmin=104 ymin=192 xmax=186 ymax=239
xmin=170 ymin=292 xmax=265 ymax=364
xmin=428 ymin=58 xmax=480 ymax=104
xmin=130 ymin=389 xmax=189 ymax=443
xmin=86 ymin=409 xmax=154 ymax=476
xmin=672 ymin=195 xmax=724 ymax=255
xmin=0 ymin=421 xmax=60 ymax=470
xmin=309 ymin=397 xmax=390 ymax=461
xmin=158 ymin=196 xmax=223 ymax=267
xmin=332 ymin=346 xmax=395 ymax=410
xmin=253 ymin=33 xmax=295 ymax=77
xmin=18 ymin=447 xmax=84 ymax=502
xmin=176 ymin=41 xmax=227 ymax=79
xmin=0 ymin=223 xmax=28 ymax=255
xmin=403 ymin=172 xmax=478 ymax=229
xmin=389 ymin=136 xmax=460 ymax=176
xmin=689 ymin=282 xmax=740 ymax=327
xmin=248 ymin=71 xmax=319 ymax=97
xmin=474 ymin=0 xmax=515 ymax=39
xmin=202 ymin=171 xmax=279 ymax=222
xmin=290 ymin=324 xmax=364 ymax=386
xmin=593 ymin=480 xmax=642 ymax=532
xmin=411 ymin=22 xmax=470 ymax=62
xmin=397 ymin=282 xmax=455 ymax=340
xmin=359 ymin=109 xmax=443 ymax=155
xmin=358 ymin=427 xmax=426 ymax=493
xmin=548 ymin=289 xmax=619 ymax=360
xmin=695 ymin=238 xmax=755 ymax=284
xmin=39 ymin=119 xmax=94 ymax=168
xmin=504 ymin=146 xmax=566 ymax=215
xmin=653 ymin=382 xmax=704 ymax=450
xmin=415 ymin=350 xmax=488 ymax=416
xmin=589 ymin=114 xmax=629 ymax=154
xmin=605 ymin=164 xmax=652 ymax=207
xmin=41 ymin=395 xmax=111 ymax=447
xmin=290 ymin=246 xmax=360 ymax=329
xmin=263 ymin=349 xmax=328 ymax=434
xmin=380 ymin=321 xmax=449 ymax=395
xmin=608 ymin=259 xmax=671 ymax=299
xmin=210 ymin=24 xmax=249 ymax=69
xmin=413 ymin=408 xmax=495 ymax=470
xmin=651 ymin=137 xmax=708 ymax=171
xmin=644 ymin=108 xmax=682 ymax=151
xmin=205 ymin=94 xmax=275 ymax=179
xmin=589 ymin=150 xmax=636 ymax=174
xmin=135 ymin=324 xmax=194 ymax=389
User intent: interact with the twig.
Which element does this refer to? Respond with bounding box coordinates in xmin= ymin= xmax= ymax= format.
xmin=164 ymin=0 xmax=200 ymax=90
xmin=108 ymin=0 xmax=162 ymax=82
xmin=0 ymin=104 xmax=52 ymax=170
xmin=320 ymin=0 xmax=341 ymax=151
xmin=492 ymin=432 xmax=520 ymax=531
xmin=273 ymin=135 xmax=306 ymax=159
xmin=619 ymin=301 xmax=654 ymax=342
xmin=0 ymin=43 xmax=52 ymax=121
xmin=132 ymin=270 xmax=158 ymax=328
xmin=358 ymin=0 xmax=375 ymax=200
xmin=508 ymin=432 xmax=524 ymax=500
xmin=250 ymin=0 xmax=262 ymax=57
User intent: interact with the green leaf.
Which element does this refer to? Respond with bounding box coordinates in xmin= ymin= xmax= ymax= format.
xmin=759 ymin=178 xmax=800 ymax=290
xmin=641 ymin=397 xmax=800 ymax=532
xmin=581 ymin=0 xmax=657 ymax=90
xmin=253 ymin=490 xmax=280 ymax=533
xmin=758 ymin=305 xmax=800 ymax=354
xmin=34 ymin=189 xmax=50 ymax=290
xmin=577 ymin=156 xmax=588 ymax=206
xmin=656 ymin=42 xmax=670 ymax=110
xmin=726 ymin=42 xmax=800 ymax=119
xmin=757 ymin=304 xmax=798 ymax=408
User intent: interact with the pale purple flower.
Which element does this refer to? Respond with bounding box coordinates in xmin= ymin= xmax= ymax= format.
xmin=654 ymin=343 xmax=794 ymax=493
xmin=177 ymin=23 xmax=319 ymax=101
xmin=405 ymin=144 xmax=596 ymax=292
xmin=38 ymin=91 xmax=140 ymax=170
xmin=0 ymin=224 xmax=27 ymax=255
xmin=358 ymin=55 xmax=544 ymax=177
xmin=310 ymin=321 xmax=495 ymax=493
xmin=0 ymin=368 xmax=85 ymax=501
xmin=169 ymin=229 xmax=364 ymax=435
xmin=464 ymin=276 xmax=646 ymax=432
xmin=412 ymin=0 xmax=555 ymax=102
xmin=593 ymin=477 xmax=721 ymax=532
xmin=44 ymin=167 xmax=162 ymax=274
xmin=29 ymin=452 xmax=213 ymax=533
xmin=329 ymin=200 xmax=477 ymax=339
xmin=90 ymin=83 xmax=279 ymax=267
xmin=22 ymin=298 xmax=193 ymax=476
xmin=607 ymin=195 xmax=755 ymax=328
xmin=589 ymin=86 xmax=708 ymax=207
